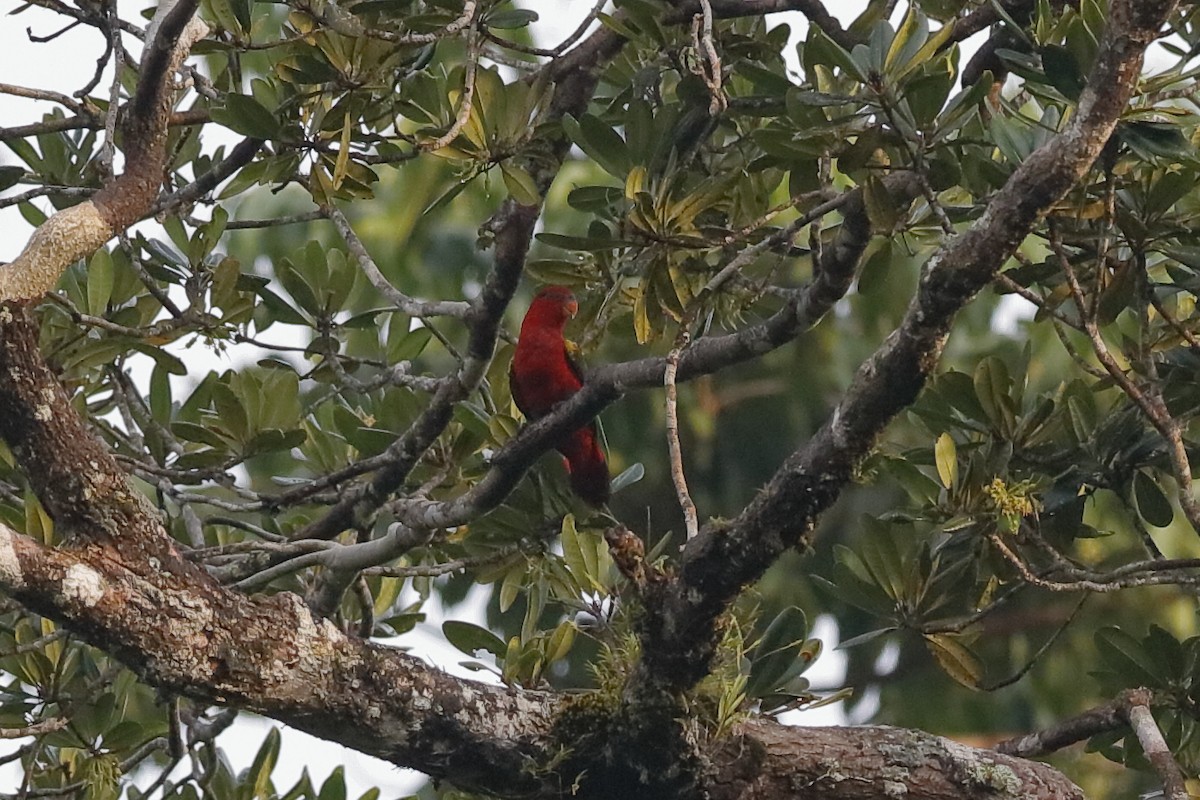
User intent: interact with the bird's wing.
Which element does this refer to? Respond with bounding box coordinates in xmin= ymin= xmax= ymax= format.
xmin=509 ymin=360 xmax=533 ymax=419
xmin=564 ymin=342 xmax=607 ymax=448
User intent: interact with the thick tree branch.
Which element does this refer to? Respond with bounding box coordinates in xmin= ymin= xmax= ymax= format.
xmin=995 ymin=695 xmax=1128 ymax=758
xmin=0 ymin=521 xmax=563 ymax=796
xmin=0 ymin=515 xmax=1092 ymax=799
xmin=710 ymin=719 xmax=1084 ymax=800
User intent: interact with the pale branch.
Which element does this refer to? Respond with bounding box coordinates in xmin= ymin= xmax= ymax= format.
xmin=219 ymin=210 xmax=325 ymax=229
xmin=419 ymin=22 xmax=482 ymax=153
xmin=1127 ymin=690 xmax=1189 ymax=800
xmin=0 ymin=717 xmax=68 ymax=740
xmin=665 ymin=336 xmax=700 ymax=540
xmin=1052 ymin=232 xmax=1200 ymax=535
xmin=628 ymin=0 xmax=1180 ymax=696
xmin=234 ymin=525 xmax=431 ymax=592
xmin=0 ymin=185 xmax=95 ymax=211
xmin=323 ymin=203 xmax=471 ymax=318
xmin=0 ymin=1 xmax=208 ymax=301
xmin=996 ymin=700 xmax=1126 ymax=759
xmin=0 ymin=82 xmax=85 ymax=114
xmin=988 ymin=531 xmax=1200 ymax=592
xmin=303 ymin=525 xmax=439 ymax=616
xmin=96 ymin=0 xmax=123 ymax=181
xmin=0 ymin=108 xmax=208 ymax=143
xmin=994 ymin=686 xmax=1190 ymax=784
xmin=362 ymin=545 xmax=521 ymax=578
xmin=690 ymin=0 xmax=726 ymax=116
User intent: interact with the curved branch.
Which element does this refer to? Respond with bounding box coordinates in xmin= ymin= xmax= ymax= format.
xmin=0 ymin=1 xmax=208 ymax=301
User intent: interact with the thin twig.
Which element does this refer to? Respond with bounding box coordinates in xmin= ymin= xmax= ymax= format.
xmin=1053 ymin=229 xmax=1200 ymax=535
xmin=97 ymin=5 xmax=123 ymax=180
xmin=322 ymin=204 xmax=470 ymax=318
xmin=222 ymin=210 xmax=325 ymax=229
xmin=420 ymin=23 xmax=481 ymax=153
xmin=665 ymin=333 xmax=699 ymax=540
xmin=691 ymin=0 xmax=726 ymax=116
xmin=0 ymin=185 xmax=96 ymax=210
xmin=0 ymin=83 xmax=85 ymax=114
xmin=1126 ymin=689 xmax=1189 ymax=800
xmin=981 ymin=595 xmax=1086 ymax=690
xmin=362 ymin=545 xmax=520 ymax=578
xmin=0 ymin=718 xmax=68 ymax=740
xmin=994 ymin=692 xmax=1127 ymax=758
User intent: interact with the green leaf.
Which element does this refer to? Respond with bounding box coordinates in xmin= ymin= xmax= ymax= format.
xmin=1095 ymin=627 xmax=1165 ymax=688
xmin=838 ymin=626 xmax=898 ymax=649
xmin=746 ymin=607 xmax=809 ymax=698
xmin=611 ymin=462 xmax=645 ymax=494
xmin=562 ymin=114 xmax=630 ymax=178
xmin=213 ymin=94 xmax=281 ymax=139
xmin=1132 ymin=470 xmax=1174 ymax=528
xmin=1041 ymin=44 xmax=1085 ymax=100
xmin=499 ymin=565 xmax=524 ymax=613
xmin=536 ymin=231 xmax=632 ymax=252
xmin=805 ymin=24 xmax=865 ymax=81
xmin=934 ymin=432 xmax=957 ymax=490
xmin=0 ymin=166 xmax=23 ymax=192
xmin=884 ymin=9 xmax=929 ymax=76
xmin=389 ymin=325 xmax=434 ymax=363
xmin=545 ymin=620 xmax=577 ymax=663
xmin=973 ymin=356 xmax=1014 ymax=433
xmin=500 ymin=161 xmax=540 ymax=205
xmin=210 ymin=382 xmax=249 ymax=443
xmin=442 ymin=620 xmax=506 ymax=659
xmin=149 ymin=364 xmax=172 ymax=422
xmin=862 ymin=176 xmax=901 ymax=232
xmin=86 ymin=249 xmax=114 ymax=315
xmin=246 ymin=727 xmax=281 ymax=800
xmin=486 ymin=8 xmax=538 ymax=28
xmin=317 ymin=765 xmax=347 ymax=800
xmin=1119 ymin=121 xmax=1193 ymax=162
xmin=131 ymin=343 xmax=187 ymax=376
xmin=925 ymin=633 xmax=982 ymax=689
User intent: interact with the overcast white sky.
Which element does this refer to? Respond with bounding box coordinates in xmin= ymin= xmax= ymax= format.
xmin=0 ymin=1 xmax=883 ymax=795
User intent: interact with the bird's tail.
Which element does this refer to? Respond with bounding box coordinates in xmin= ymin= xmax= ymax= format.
xmin=559 ymin=425 xmax=610 ymax=507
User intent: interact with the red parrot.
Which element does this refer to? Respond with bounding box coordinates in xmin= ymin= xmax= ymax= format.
xmin=510 ymin=285 xmax=610 ymax=507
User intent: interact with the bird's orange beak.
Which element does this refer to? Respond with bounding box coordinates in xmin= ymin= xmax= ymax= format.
xmin=565 ymin=298 xmax=579 ymax=318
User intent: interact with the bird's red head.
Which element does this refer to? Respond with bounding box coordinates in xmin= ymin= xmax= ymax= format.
xmin=526 ymin=285 xmax=578 ymax=326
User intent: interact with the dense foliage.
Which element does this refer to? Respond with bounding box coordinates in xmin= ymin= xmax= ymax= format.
xmin=3 ymin=0 xmax=1200 ymax=798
